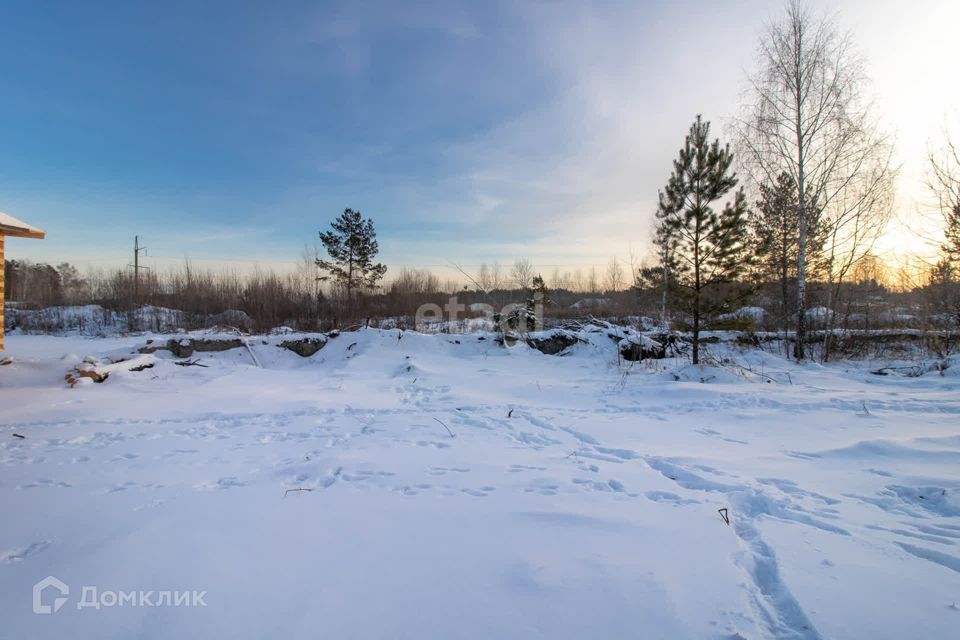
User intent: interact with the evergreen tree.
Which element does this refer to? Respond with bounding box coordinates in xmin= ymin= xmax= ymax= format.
xmin=316 ymin=209 xmax=387 ymax=305
xmin=529 ymin=273 xmax=549 ymax=307
xmin=653 ymin=115 xmax=752 ymax=364
xmin=933 ymin=197 xmax=960 ymax=328
xmin=942 ymin=201 xmax=960 ymax=262
xmin=752 ymin=172 xmax=825 ymax=333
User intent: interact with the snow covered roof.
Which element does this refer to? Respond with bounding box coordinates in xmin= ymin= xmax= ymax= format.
xmin=0 ymin=211 xmax=45 ymax=239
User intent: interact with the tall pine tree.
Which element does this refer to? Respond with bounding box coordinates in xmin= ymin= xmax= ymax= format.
xmin=316 ymin=208 xmax=387 ymax=306
xmin=653 ymin=115 xmax=752 ymax=364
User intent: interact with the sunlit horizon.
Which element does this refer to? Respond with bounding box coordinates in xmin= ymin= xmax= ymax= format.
xmin=1 ymin=0 xmax=958 ymax=290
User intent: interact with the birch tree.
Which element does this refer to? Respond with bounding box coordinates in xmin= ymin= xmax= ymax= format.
xmin=735 ymin=0 xmax=894 ymax=360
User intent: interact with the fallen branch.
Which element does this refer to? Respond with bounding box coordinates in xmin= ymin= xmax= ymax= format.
xmin=174 ymin=359 xmax=208 ymax=367
xmin=870 ymin=364 xmax=925 ymax=377
xmin=284 ymin=487 xmax=314 ymax=498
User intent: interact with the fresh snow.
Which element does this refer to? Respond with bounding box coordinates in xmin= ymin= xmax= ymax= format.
xmin=1 ymin=328 xmax=959 ymax=639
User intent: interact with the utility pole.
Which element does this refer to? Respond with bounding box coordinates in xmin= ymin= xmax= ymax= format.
xmin=128 ymin=235 xmax=149 ymax=306
xmin=127 ymin=236 xmax=150 ymax=332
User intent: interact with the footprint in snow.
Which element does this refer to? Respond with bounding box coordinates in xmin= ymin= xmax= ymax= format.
xmin=523 ymin=485 xmax=559 ymax=496
xmin=508 ymin=464 xmax=548 ymax=472
xmin=645 ymin=490 xmax=700 ymax=506
xmin=572 ymin=478 xmax=632 ymax=495
xmin=416 ymin=440 xmax=452 ymax=449
xmin=18 ymin=478 xmax=71 ymax=489
xmin=428 ymin=466 xmax=469 ymax=476
xmin=194 ymin=476 xmax=246 ymax=490
xmin=695 ymin=427 xmax=749 ymax=445
xmin=461 ymin=486 xmax=495 ymax=497
xmin=0 ymin=540 xmax=51 ymax=563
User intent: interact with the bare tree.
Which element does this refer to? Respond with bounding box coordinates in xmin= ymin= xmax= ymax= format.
xmin=605 ymin=257 xmax=625 ymax=292
xmin=489 ymin=261 xmax=504 ymax=291
xmin=735 ymin=0 xmax=894 ymax=360
xmin=571 ymin=268 xmax=585 ymax=293
xmin=586 ymin=266 xmax=600 ymax=295
xmin=549 ymin=266 xmax=564 ymax=290
xmin=626 ymin=247 xmax=643 ymax=292
xmin=929 ymin=122 xmax=960 ymax=260
xmin=511 ymin=258 xmax=535 ymax=290
xmin=926 ymin=122 xmax=960 ymax=324
xmin=477 ymin=262 xmax=492 ymax=291
xmin=295 ymin=243 xmax=324 ymax=321
xmin=819 ymin=149 xmax=894 ymax=359
xmin=389 ymin=268 xmax=441 ymax=297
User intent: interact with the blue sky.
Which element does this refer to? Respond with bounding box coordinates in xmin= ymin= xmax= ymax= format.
xmin=1 ymin=0 xmax=958 ymax=279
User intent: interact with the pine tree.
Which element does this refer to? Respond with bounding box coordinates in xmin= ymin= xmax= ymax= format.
xmin=935 ymin=200 xmax=960 ymax=327
xmin=943 ymin=202 xmax=960 ymax=262
xmin=654 ymin=115 xmax=752 ymax=364
xmin=316 ymin=208 xmax=387 ymax=306
xmin=752 ymin=172 xmax=825 ymax=334
xmin=529 ymin=274 xmax=549 ymax=305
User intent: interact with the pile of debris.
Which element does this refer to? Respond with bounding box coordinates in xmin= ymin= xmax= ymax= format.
xmin=65 ymin=354 xmax=156 ymax=387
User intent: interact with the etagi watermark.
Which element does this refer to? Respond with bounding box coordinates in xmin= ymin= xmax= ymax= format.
xmin=32 ymin=576 xmax=206 ymax=614
xmin=413 ymin=293 xmax=545 ymax=334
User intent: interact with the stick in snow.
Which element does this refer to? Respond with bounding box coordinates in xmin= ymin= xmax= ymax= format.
xmin=284 ymin=487 xmax=314 ymax=498
xmin=718 ymin=508 xmax=730 ymax=526
xmin=433 ymin=417 xmax=455 ymax=438
xmin=226 ymin=326 xmax=262 ymax=368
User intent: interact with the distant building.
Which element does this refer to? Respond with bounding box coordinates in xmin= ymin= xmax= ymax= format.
xmin=0 ymin=212 xmax=45 ymax=351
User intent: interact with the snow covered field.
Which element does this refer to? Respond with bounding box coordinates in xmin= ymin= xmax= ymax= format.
xmin=1 ymin=328 xmax=959 ymax=639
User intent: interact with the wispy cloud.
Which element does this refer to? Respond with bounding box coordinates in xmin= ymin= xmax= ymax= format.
xmin=4 ymin=0 xmax=957 ymax=275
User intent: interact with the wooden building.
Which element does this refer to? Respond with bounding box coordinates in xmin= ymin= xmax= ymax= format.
xmin=0 ymin=212 xmax=46 ymax=351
